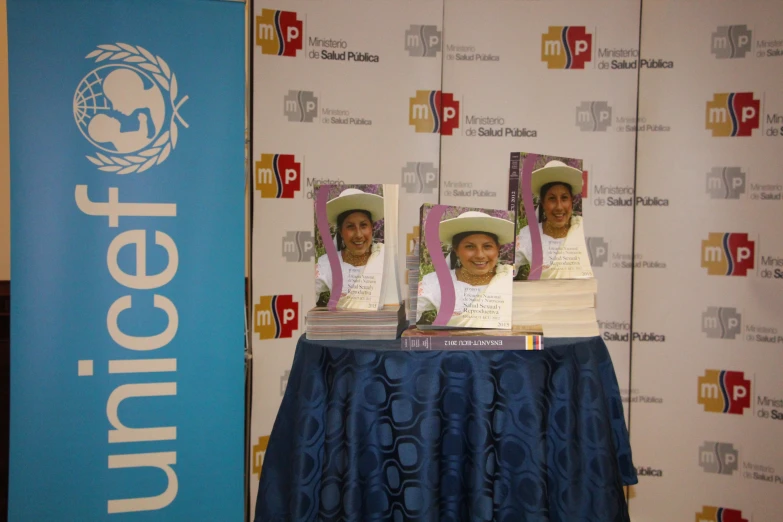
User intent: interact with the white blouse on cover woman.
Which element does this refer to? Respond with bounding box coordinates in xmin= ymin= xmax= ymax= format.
xmin=314 ymin=242 xmax=384 ymax=307
xmin=416 ymin=264 xmax=513 ymax=327
xmin=514 ymin=215 xmax=592 ymax=279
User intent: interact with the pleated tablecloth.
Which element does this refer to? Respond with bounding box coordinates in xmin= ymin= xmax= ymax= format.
xmin=255 ymin=335 xmax=636 ymax=522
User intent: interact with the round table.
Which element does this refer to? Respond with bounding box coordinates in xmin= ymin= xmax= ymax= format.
xmin=255 ymin=335 xmax=636 ymax=522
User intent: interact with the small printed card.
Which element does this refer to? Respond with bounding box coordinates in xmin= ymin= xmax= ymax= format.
xmin=416 ymin=203 xmax=514 ymax=329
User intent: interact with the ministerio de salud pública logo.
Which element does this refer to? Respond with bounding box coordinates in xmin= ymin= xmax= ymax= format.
xmin=707 ymin=167 xmax=746 ymax=199
xmin=697 ymin=506 xmax=749 ymax=522
xmin=701 ymin=233 xmax=755 ymax=276
xmin=401 ymin=162 xmax=439 ymax=194
xmin=284 ymin=90 xmax=319 ymax=123
xmin=254 ymin=295 xmax=299 ymax=340
xmin=251 ymin=435 xmax=271 ymax=478
xmin=74 ymin=43 xmax=188 ymax=173
xmin=255 ymin=153 xmax=302 ymax=198
xmin=282 ymin=231 xmax=314 ymax=262
xmin=711 ymin=25 xmax=752 ymax=59
xmin=697 ymin=370 xmax=751 ymax=415
xmin=541 ymin=26 xmax=592 ymax=69
xmin=586 ymin=237 xmax=609 ymax=267
xmin=409 ymin=90 xmax=460 ymax=135
xmin=404 ymin=25 xmax=442 ymax=57
xmin=699 ymin=441 xmax=739 ymax=475
xmin=702 ymin=307 xmax=742 ymax=339
xmin=576 ymin=101 xmax=612 ymax=131
xmin=706 ymin=93 xmax=760 ymax=137
xmin=255 ymin=9 xmax=303 ymax=57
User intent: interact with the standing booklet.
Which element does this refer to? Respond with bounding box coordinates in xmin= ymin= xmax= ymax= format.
xmin=314 ymin=184 xmax=400 ymax=311
xmin=416 ymin=203 xmax=515 ymax=329
xmin=508 ymin=152 xmax=594 ymax=281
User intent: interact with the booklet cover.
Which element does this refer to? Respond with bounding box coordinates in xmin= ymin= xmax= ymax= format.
xmin=508 ymin=152 xmax=594 ymax=281
xmin=314 ymin=184 xmax=386 ymax=310
xmin=416 ymin=204 xmax=514 ymax=329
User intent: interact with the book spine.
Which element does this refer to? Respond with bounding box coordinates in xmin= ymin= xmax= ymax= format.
xmin=508 ymin=152 xmax=521 ymax=214
xmin=508 ymin=152 xmax=521 ymax=277
xmin=401 ymin=336 xmax=543 ymax=351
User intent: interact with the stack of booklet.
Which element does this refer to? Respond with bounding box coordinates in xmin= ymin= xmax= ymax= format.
xmin=304 ymin=150 xmax=602 ymax=343
xmin=402 ymin=150 xmax=600 ymax=342
xmin=507 ymin=151 xmax=599 ymax=337
xmin=307 ymin=304 xmax=407 ymax=340
xmin=305 ymin=183 xmax=406 ymax=340
xmin=512 ymin=279 xmax=599 ymax=337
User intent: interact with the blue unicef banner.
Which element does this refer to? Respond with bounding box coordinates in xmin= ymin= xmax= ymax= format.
xmin=7 ymin=0 xmax=245 ymax=520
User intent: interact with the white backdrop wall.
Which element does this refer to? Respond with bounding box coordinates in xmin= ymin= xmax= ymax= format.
xmin=250 ymin=0 xmax=783 ymax=520
xmin=250 ymin=0 xmax=443 ymax=513
xmin=438 ymin=0 xmax=642 ymax=427
xmin=630 ymin=1 xmax=783 ymax=520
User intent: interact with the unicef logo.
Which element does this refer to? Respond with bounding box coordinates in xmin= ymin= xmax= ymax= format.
xmin=73 ymin=43 xmax=188 ymax=173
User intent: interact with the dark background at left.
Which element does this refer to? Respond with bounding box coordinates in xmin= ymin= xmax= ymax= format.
xmin=1 ymin=280 xmax=9 ymax=522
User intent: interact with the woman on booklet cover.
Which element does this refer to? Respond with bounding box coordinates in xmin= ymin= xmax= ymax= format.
xmin=417 ymin=210 xmax=514 ymax=326
xmin=315 ymin=188 xmax=385 ymax=307
xmin=515 ymin=160 xmax=592 ymax=280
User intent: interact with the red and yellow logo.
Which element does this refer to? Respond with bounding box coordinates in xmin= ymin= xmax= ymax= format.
xmin=256 ymin=9 xmax=303 ymax=57
xmin=706 ymin=93 xmax=760 ymax=137
xmin=254 ymin=295 xmax=299 ymax=340
xmin=251 ymin=435 xmax=270 ymax=478
xmin=697 ymin=370 xmax=751 ymax=415
xmin=541 ymin=26 xmax=593 ymax=69
xmin=409 ymin=90 xmax=460 ymax=135
xmin=255 ymin=153 xmax=301 ymax=199
xmin=696 ymin=506 xmax=748 ymax=522
xmin=701 ymin=233 xmax=755 ymax=276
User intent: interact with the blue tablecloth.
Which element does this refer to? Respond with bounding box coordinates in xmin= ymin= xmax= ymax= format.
xmin=255 ymin=336 xmax=636 ymax=522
